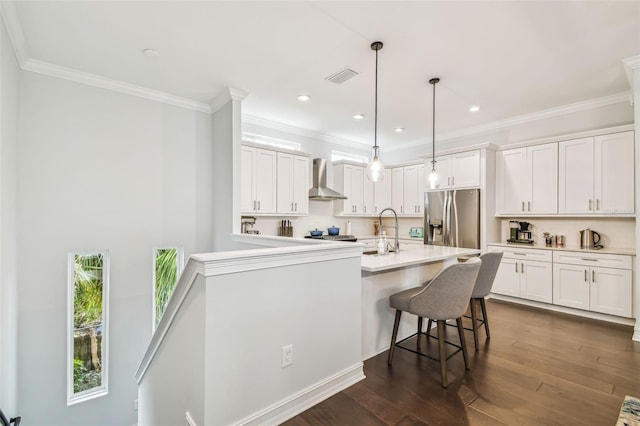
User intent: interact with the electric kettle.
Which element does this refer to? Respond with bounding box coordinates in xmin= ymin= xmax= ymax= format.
xmin=580 ymin=228 xmax=602 ymax=249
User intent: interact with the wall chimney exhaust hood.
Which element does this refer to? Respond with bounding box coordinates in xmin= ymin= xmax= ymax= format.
xmin=308 ymin=158 xmax=347 ymax=201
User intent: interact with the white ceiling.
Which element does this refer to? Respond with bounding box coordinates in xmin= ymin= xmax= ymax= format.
xmin=4 ymin=1 xmax=640 ymax=150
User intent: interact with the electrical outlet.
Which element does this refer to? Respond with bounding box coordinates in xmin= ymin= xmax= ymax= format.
xmin=282 ymin=344 xmax=293 ymax=367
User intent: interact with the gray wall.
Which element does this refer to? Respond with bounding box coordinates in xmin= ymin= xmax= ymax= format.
xmin=0 ymin=16 xmax=19 ymax=417
xmin=16 ymin=71 xmax=214 ymax=425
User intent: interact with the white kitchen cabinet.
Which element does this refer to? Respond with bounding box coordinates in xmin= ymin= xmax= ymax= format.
xmin=373 ymin=168 xmax=392 ymax=214
xmin=241 ymin=146 xmax=277 ymax=214
xmin=428 ymin=150 xmax=480 ymax=189
xmin=363 ymin=174 xmax=375 ymax=215
xmin=276 ymin=152 xmax=309 ymax=215
xmin=333 ymin=163 xmax=365 ymax=216
xmin=495 ymin=143 xmax=557 ymax=215
xmin=558 ymin=131 xmax=634 ymax=214
xmin=488 ymin=246 xmax=553 ymax=303
xmin=552 ymin=251 xmax=632 ymax=317
xmin=391 ymin=167 xmax=404 ymax=214
xmin=391 ymin=164 xmax=425 ymax=216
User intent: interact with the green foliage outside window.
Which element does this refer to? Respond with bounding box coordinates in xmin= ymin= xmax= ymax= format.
xmin=155 ymin=248 xmax=179 ymax=327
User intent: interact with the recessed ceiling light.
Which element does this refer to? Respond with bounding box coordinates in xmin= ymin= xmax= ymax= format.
xmin=143 ymin=48 xmax=160 ymax=57
xmin=296 ymin=94 xmax=310 ymax=102
xmin=353 ymin=114 xmax=365 ymax=120
xmin=394 ymin=127 xmax=404 ymax=133
xmin=469 ymin=105 xmax=480 ymax=112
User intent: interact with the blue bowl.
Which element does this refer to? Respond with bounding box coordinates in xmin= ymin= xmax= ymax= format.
xmin=327 ymin=226 xmax=340 ymax=236
xmin=310 ymin=229 xmax=323 ymax=236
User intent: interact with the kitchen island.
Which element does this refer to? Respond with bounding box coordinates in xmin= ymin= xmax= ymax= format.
xmin=361 ymin=244 xmax=481 ymax=360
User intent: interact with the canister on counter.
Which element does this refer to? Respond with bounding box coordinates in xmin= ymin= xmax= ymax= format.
xmin=557 ymin=235 xmax=565 ymax=247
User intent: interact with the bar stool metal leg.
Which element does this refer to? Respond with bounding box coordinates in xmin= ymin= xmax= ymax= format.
xmin=388 ymin=310 xmax=402 ymax=365
xmin=456 ymin=317 xmax=470 ymax=369
xmin=417 ymin=316 xmax=423 ymax=351
xmin=480 ymin=298 xmax=490 ymax=339
xmin=470 ymin=298 xmax=480 ymax=351
xmin=437 ymin=320 xmax=448 ymax=387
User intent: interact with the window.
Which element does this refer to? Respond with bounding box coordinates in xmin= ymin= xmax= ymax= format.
xmin=67 ymin=251 xmax=109 ymax=405
xmin=331 ymin=150 xmax=368 ymax=164
xmin=153 ymin=247 xmax=184 ymax=329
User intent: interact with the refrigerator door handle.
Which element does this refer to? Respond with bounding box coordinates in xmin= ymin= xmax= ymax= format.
xmin=452 ymin=190 xmax=459 ymax=247
xmin=444 ymin=191 xmax=452 ymax=246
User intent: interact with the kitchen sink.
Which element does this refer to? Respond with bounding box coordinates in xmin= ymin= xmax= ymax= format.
xmin=363 ymin=249 xmax=398 ymax=255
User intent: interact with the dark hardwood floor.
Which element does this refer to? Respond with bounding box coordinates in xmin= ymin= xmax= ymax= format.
xmin=283 ymin=300 xmax=640 ymax=425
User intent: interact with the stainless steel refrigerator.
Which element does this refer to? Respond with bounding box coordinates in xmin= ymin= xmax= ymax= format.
xmin=424 ymin=188 xmax=480 ymax=249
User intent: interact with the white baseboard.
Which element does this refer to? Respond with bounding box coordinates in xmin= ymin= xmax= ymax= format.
xmin=235 ymin=362 xmax=365 ymax=426
xmin=633 ymin=327 xmax=640 ymax=342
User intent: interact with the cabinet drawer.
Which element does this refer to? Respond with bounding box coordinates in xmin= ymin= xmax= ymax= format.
xmin=488 ymin=245 xmax=552 ymax=262
xmin=553 ymin=251 xmax=632 ymax=269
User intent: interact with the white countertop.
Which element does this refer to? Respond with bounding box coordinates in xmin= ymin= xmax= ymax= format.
xmin=487 ymin=242 xmax=636 ymax=256
xmin=361 ymin=245 xmax=480 ymax=273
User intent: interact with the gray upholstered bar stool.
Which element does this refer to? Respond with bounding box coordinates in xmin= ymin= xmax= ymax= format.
xmin=387 ymin=258 xmax=481 ymax=388
xmin=468 ymin=252 xmax=503 ymax=350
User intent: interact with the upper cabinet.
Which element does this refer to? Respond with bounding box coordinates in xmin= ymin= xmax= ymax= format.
xmin=495 ymin=143 xmax=558 ymax=215
xmin=334 ymin=163 xmax=392 ymax=216
xmin=276 ymin=152 xmax=309 ymax=215
xmin=241 ymin=146 xmax=277 ymax=214
xmin=390 ymin=164 xmax=426 ymax=216
xmin=558 ymin=131 xmax=634 ymax=215
xmin=427 ymin=150 xmax=480 ymax=189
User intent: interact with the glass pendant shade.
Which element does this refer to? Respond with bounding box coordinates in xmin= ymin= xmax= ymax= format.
xmin=367 ymin=146 xmax=384 ymax=182
xmin=428 ymin=167 xmax=439 ymax=189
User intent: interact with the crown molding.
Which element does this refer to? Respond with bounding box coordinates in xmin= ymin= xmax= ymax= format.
xmin=0 ymin=0 xmax=29 ymax=66
xmin=383 ymin=91 xmax=633 ymax=153
xmin=209 ymin=87 xmax=249 ymax=114
xmin=22 ymin=59 xmax=212 ymax=113
xmin=623 ymin=55 xmax=640 ymax=90
xmin=242 ymin=114 xmax=370 ymax=150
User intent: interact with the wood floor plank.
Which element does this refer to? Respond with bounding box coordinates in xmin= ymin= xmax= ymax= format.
xmin=283 ymin=301 xmax=639 ymax=426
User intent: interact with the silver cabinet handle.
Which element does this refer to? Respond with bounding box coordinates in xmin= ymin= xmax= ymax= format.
xmin=253 ymin=200 xmax=256 ymax=211
xmin=374 ymin=205 xmax=377 ymax=213
xmin=528 ymin=201 xmax=531 ymax=212
xmin=584 ymin=270 xmax=588 ymax=282
xmin=580 ymin=258 xmax=597 ymax=262
xmin=592 ymin=270 xmax=595 ymax=283
xmin=294 ymin=202 xmax=297 ymax=212
xmin=364 ymin=205 xmax=367 ymax=213
xmin=401 ymin=206 xmax=403 ymax=214
xmin=451 ymin=177 xmax=455 ymax=186
xmin=291 ymin=202 xmax=294 ymax=212
xmin=522 ymin=201 xmax=525 ymax=212
xmin=521 ymin=263 xmax=524 ymax=274
xmin=512 ymin=253 xmax=527 ymax=256
xmin=596 ymin=199 xmax=600 ymax=210
xmin=515 ymin=263 xmax=518 ymax=273
xmin=589 ymin=199 xmax=592 ymax=210
xmin=257 ymin=200 xmax=260 ymax=211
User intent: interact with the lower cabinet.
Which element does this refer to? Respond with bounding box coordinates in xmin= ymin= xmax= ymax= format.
xmin=553 ymin=251 xmax=632 ymax=317
xmin=489 ymin=245 xmax=634 ymax=319
xmin=490 ymin=247 xmax=553 ymax=303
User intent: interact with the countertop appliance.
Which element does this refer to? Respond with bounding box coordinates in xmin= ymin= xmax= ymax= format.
xmin=580 ymin=228 xmax=603 ymax=249
xmin=304 ymin=235 xmax=357 ymax=242
xmin=424 ymin=188 xmax=480 ymax=249
xmin=508 ymin=221 xmax=534 ymax=244
xmin=241 ymin=216 xmax=259 ymax=234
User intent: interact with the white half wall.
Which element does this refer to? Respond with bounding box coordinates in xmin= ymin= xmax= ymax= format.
xmin=0 ymin=14 xmax=19 ymax=417
xmin=16 ymin=71 xmax=214 ymax=425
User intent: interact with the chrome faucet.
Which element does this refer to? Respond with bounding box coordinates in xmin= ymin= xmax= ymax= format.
xmin=378 ymin=208 xmax=400 ymax=253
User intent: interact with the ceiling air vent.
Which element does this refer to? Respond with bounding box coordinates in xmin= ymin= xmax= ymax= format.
xmin=325 ymin=67 xmax=359 ymax=84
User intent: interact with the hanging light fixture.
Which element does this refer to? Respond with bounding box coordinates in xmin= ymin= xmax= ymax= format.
xmin=428 ymin=77 xmax=440 ymax=189
xmin=366 ymin=41 xmax=384 ymax=182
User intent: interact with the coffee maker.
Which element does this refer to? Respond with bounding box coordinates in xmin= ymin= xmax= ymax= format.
xmin=507 ymin=221 xmax=534 ymax=244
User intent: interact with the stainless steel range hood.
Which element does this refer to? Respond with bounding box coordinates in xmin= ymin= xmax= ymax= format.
xmin=308 ymin=158 xmax=347 ymax=200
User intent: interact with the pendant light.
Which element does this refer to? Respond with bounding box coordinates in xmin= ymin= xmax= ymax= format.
xmin=428 ymin=77 xmax=440 ymax=189
xmin=366 ymin=41 xmax=384 ymax=182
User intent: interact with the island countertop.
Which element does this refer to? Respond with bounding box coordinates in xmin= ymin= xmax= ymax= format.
xmin=361 ymin=244 xmax=481 ymax=273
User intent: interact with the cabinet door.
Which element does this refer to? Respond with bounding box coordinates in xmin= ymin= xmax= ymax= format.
xmin=491 ymin=258 xmax=520 ymax=297
xmin=558 ymin=137 xmax=594 ymax=214
xmin=363 ymin=177 xmax=375 ymax=216
xmin=403 ymin=165 xmax=419 ymax=215
xmin=254 ymin=148 xmax=277 ymax=214
xmin=292 ymin=155 xmax=309 ymax=214
xmin=527 ymin=143 xmax=557 ymax=214
xmin=391 ymin=167 xmax=405 ymax=214
xmin=553 ymin=263 xmax=589 ymax=310
xmin=594 ymin=132 xmax=635 ymax=214
xmin=241 ymin=147 xmax=257 ymax=213
xmin=520 ymin=260 xmax=552 ymax=303
xmin=277 ymin=152 xmax=294 ymax=214
xmin=416 ymin=164 xmax=426 ymax=214
xmin=496 ymin=148 xmax=527 ymax=214
xmin=590 ymin=267 xmax=632 ymax=317
xmin=373 ymin=169 xmax=391 ymax=214
xmin=350 ymin=165 xmax=364 ymax=215
xmin=450 ymin=151 xmax=480 ymax=188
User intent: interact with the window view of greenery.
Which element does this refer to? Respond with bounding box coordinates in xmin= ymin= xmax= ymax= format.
xmin=73 ymin=253 xmax=105 ymax=394
xmin=155 ymin=248 xmax=179 ymax=327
